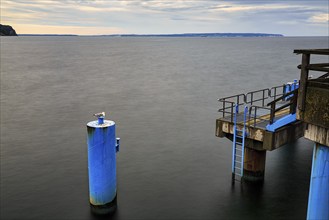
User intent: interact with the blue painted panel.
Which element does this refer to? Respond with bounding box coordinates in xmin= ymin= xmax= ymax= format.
xmin=266 ymin=113 xmax=296 ymax=132
xmin=87 ymin=120 xmax=117 ymax=206
xmin=307 ymin=144 xmax=329 ymax=220
xmin=283 ymin=80 xmax=299 ymax=101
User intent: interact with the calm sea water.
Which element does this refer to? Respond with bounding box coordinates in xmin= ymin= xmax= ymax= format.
xmin=1 ymin=36 xmax=328 ymax=220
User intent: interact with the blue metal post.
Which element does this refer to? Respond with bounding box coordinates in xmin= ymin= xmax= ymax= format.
xmin=232 ymin=105 xmax=238 ymax=174
xmin=87 ymin=112 xmax=120 ymax=215
xmin=307 ymin=143 xmax=329 ymax=220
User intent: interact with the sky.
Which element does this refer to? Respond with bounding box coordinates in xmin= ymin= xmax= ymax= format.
xmin=1 ymin=0 xmax=328 ymax=36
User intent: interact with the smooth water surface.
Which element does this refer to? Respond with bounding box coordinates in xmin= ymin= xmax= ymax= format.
xmin=1 ymin=36 xmax=328 ymax=220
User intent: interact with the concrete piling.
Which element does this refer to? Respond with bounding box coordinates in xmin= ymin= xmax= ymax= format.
xmin=243 ymin=148 xmax=266 ymax=182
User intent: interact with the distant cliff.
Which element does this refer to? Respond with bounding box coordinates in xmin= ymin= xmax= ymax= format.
xmin=0 ymin=24 xmax=18 ymax=36
xmin=106 ymin=33 xmax=284 ymax=38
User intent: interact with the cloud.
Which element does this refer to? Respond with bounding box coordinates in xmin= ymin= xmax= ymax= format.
xmin=75 ymin=5 xmax=129 ymax=12
xmin=1 ymin=0 xmax=328 ymax=35
xmin=136 ymin=1 xmax=206 ymax=12
xmin=309 ymin=13 xmax=329 ymax=23
xmin=276 ymin=20 xmax=299 ymax=25
xmin=209 ymin=4 xmax=293 ymax=13
xmin=13 ymin=23 xmax=125 ymax=35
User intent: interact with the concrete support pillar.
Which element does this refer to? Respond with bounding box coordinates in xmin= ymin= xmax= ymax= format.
xmin=243 ymin=148 xmax=266 ymax=182
xmin=307 ymin=143 xmax=329 ymax=220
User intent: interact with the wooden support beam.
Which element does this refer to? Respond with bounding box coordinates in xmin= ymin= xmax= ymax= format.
xmin=307 ymin=66 xmax=329 ymax=72
xmin=297 ymin=53 xmax=310 ymax=112
xmin=294 ymin=49 xmax=329 ymax=55
xmin=304 ymin=124 xmax=329 ymax=146
xmin=298 ymin=63 xmax=329 ymax=69
xmin=318 ymin=72 xmax=329 ymax=79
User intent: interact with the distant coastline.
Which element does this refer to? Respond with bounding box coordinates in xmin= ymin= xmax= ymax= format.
xmin=18 ymin=33 xmax=284 ymax=37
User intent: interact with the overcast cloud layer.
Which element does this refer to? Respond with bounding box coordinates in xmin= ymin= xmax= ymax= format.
xmin=1 ymin=0 xmax=328 ymax=35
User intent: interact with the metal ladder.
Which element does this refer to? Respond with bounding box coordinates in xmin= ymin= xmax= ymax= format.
xmin=232 ymin=105 xmax=248 ymax=182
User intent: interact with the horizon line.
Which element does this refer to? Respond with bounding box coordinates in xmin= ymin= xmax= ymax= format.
xmin=16 ymin=32 xmax=286 ymax=36
xmin=15 ymin=34 xmax=328 ymax=37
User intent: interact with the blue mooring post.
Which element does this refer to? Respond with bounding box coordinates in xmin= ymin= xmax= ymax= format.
xmin=87 ymin=112 xmax=120 ymax=215
xmin=307 ymin=143 xmax=329 ymax=220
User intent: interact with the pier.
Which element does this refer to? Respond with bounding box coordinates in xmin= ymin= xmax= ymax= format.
xmin=216 ymin=79 xmax=304 ymax=181
xmin=215 ymin=48 xmax=329 ymax=218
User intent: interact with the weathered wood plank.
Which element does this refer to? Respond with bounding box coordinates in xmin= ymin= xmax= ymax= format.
xmin=294 ymin=49 xmax=329 ymax=55
xmin=307 ymin=66 xmax=329 ymax=72
xmin=216 ymin=119 xmax=225 ymax=137
xmin=304 ymin=124 xmax=329 ymax=146
xmin=215 ymin=118 xmax=305 ymax=151
xmin=297 ymin=53 xmax=310 ymax=113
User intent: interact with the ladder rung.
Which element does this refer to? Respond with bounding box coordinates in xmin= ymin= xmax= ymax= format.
xmin=235 ymin=155 xmax=242 ymax=158
xmin=235 ymin=149 xmax=242 ymax=151
xmin=234 ymin=161 xmax=242 ymax=164
xmin=236 ymin=142 xmax=242 ymax=145
xmin=236 ymin=135 xmax=243 ymax=138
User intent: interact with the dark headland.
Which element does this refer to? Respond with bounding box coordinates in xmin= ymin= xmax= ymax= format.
xmin=0 ymin=24 xmax=18 ymax=36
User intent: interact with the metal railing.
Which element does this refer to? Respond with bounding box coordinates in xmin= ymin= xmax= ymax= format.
xmin=247 ymin=89 xmax=298 ymax=127
xmin=218 ymin=81 xmax=299 ymax=126
xmin=218 ymin=94 xmax=245 ymax=122
xmin=248 ymin=106 xmax=273 ymax=128
xmin=270 ymin=84 xmax=285 ymax=100
xmin=245 ymin=88 xmax=271 ymax=107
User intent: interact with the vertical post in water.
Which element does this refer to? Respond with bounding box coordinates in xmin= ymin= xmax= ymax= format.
xmin=87 ymin=112 xmax=120 ymax=215
xmin=307 ymin=143 xmax=329 ymax=220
